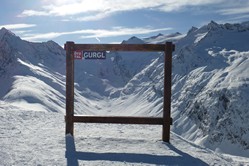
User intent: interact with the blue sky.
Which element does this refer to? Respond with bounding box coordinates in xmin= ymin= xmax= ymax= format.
xmin=0 ymin=0 xmax=249 ymax=46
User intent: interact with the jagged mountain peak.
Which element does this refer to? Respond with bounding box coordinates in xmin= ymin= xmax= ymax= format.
xmin=147 ymin=33 xmax=164 ymax=39
xmin=187 ymin=21 xmax=222 ymax=36
xmin=1 ymin=21 xmax=249 ymax=159
xmin=157 ymin=33 xmax=164 ymax=36
xmin=0 ymin=28 xmax=65 ymax=73
xmin=43 ymin=40 xmax=64 ymax=51
xmin=121 ymin=36 xmax=145 ymax=44
xmin=197 ymin=21 xmax=249 ymax=34
xmin=207 ymin=20 xmax=220 ymax=29
xmin=0 ymin=27 xmax=18 ymax=40
xmin=143 ymin=32 xmax=185 ymax=44
xmin=195 ymin=20 xmax=222 ymax=33
xmin=0 ymin=27 xmax=9 ymax=33
xmin=187 ymin=26 xmax=198 ymax=35
xmin=0 ymin=27 xmax=12 ymax=34
xmin=166 ymin=32 xmax=182 ymax=37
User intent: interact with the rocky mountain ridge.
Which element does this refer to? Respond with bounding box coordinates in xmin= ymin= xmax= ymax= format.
xmin=0 ymin=21 xmax=249 ymax=157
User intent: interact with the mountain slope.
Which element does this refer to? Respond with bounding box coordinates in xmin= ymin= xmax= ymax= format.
xmin=1 ymin=20 xmax=249 ymax=161
xmin=171 ymin=21 xmax=249 ymax=157
xmin=72 ymin=21 xmax=249 ymax=156
xmin=128 ymin=21 xmax=249 ymax=157
xmin=0 ymin=28 xmax=66 ymax=113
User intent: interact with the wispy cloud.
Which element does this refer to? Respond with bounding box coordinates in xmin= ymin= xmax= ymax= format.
xmin=0 ymin=23 xmax=36 ymax=30
xmin=79 ymin=27 xmax=172 ymax=38
xmin=215 ymin=2 xmax=249 ymax=23
xmin=219 ymin=6 xmax=249 ymax=15
xmin=71 ymin=12 xmax=112 ymax=22
xmin=158 ymin=0 xmax=224 ymax=12
xmin=18 ymin=0 xmax=225 ymax=21
xmin=19 ymin=10 xmax=49 ymax=17
xmin=22 ymin=32 xmax=62 ymax=41
xmin=21 ymin=26 xmax=172 ymax=41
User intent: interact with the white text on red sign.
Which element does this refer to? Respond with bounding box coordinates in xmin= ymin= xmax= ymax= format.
xmin=73 ymin=51 xmax=106 ymax=60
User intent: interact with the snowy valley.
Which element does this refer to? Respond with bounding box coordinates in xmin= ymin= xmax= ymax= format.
xmin=0 ymin=21 xmax=249 ymax=165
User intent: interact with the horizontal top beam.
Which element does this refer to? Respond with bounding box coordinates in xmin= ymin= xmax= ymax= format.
xmin=72 ymin=44 xmax=168 ymax=52
xmin=74 ymin=44 xmax=165 ymax=51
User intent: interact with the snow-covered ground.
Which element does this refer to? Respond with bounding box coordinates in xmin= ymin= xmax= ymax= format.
xmin=0 ymin=104 xmax=248 ymax=165
xmin=1 ymin=21 xmax=249 ymax=165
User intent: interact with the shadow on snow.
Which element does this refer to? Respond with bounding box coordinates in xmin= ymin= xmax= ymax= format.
xmin=65 ymin=135 xmax=208 ymax=166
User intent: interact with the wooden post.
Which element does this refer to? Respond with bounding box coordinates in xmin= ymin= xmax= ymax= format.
xmin=65 ymin=41 xmax=75 ymax=136
xmin=64 ymin=42 xmax=174 ymax=142
xmin=163 ymin=42 xmax=173 ymax=142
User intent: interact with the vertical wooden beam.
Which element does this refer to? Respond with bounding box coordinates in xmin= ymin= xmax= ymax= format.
xmin=65 ymin=41 xmax=75 ymax=136
xmin=163 ymin=42 xmax=173 ymax=142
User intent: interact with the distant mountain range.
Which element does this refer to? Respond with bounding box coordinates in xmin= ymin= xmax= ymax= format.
xmin=0 ymin=21 xmax=249 ymax=157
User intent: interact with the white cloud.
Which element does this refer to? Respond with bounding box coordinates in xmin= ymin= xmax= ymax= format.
xmin=158 ymin=0 xmax=224 ymax=12
xmin=79 ymin=27 xmax=173 ymax=38
xmin=19 ymin=0 xmax=107 ymax=17
xmin=0 ymin=23 xmax=36 ymax=30
xmin=18 ymin=10 xmax=49 ymax=17
xmin=21 ymin=26 xmax=172 ymax=41
xmin=72 ymin=12 xmax=112 ymax=21
xmin=41 ymin=0 xmax=74 ymax=5
xmin=219 ymin=6 xmax=249 ymax=15
xmin=18 ymin=0 xmax=226 ymax=20
xmin=22 ymin=32 xmax=62 ymax=41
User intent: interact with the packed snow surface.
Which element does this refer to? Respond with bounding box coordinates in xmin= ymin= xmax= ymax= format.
xmin=0 ymin=105 xmax=248 ymax=165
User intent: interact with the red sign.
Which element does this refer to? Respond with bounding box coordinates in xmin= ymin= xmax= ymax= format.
xmin=73 ymin=50 xmax=106 ymax=60
xmin=73 ymin=50 xmax=83 ymax=59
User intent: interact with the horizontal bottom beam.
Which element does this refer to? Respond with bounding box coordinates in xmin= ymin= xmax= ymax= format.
xmin=73 ymin=115 xmax=164 ymax=125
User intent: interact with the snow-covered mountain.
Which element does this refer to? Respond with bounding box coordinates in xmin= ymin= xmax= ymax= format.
xmin=143 ymin=32 xmax=185 ymax=44
xmin=171 ymin=21 xmax=249 ymax=157
xmin=1 ymin=20 xmax=249 ymax=163
xmin=127 ymin=21 xmax=249 ymax=157
xmin=124 ymin=21 xmax=249 ymax=156
xmin=0 ymin=27 xmax=66 ymax=113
